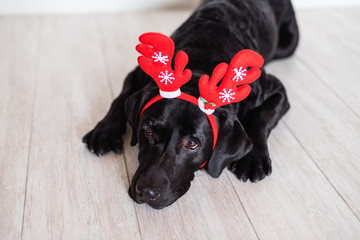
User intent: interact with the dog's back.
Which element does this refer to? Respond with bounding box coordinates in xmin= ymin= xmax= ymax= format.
xmin=172 ymin=0 xmax=298 ymax=72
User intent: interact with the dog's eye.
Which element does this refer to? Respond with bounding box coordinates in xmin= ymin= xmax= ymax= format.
xmin=144 ymin=123 xmax=153 ymax=136
xmin=187 ymin=138 xmax=198 ymax=150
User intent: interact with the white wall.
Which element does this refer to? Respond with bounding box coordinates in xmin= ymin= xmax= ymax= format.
xmin=0 ymin=0 xmax=359 ymax=14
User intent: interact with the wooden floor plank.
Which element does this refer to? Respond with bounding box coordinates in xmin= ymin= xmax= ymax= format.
xmin=98 ymin=10 xmax=192 ymax=98
xmin=323 ymin=8 xmax=360 ymax=40
xmin=21 ymin=15 xmax=140 ymax=240
xmin=298 ymin=8 xmax=360 ymax=52
xmin=228 ymin=122 xmax=360 ymax=239
xmin=266 ymin=8 xmax=360 ymax=218
xmin=267 ymin=53 xmax=360 ymax=218
xmin=0 ymin=16 xmax=40 ymax=240
xmin=97 ymin=13 xmax=142 ymax=96
xmin=294 ymin=9 xmax=360 ymax=115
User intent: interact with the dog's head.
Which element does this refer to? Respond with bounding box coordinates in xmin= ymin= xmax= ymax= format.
xmin=125 ymin=84 xmax=253 ymax=209
xmin=125 ymin=32 xmax=263 ymax=209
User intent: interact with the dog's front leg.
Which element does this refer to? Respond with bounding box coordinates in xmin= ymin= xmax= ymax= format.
xmin=231 ymin=74 xmax=290 ymax=182
xmin=83 ymin=70 xmax=140 ymax=156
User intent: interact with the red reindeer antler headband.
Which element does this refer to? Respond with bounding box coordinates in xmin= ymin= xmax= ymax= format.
xmin=137 ymin=32 xmax=264 ymax=166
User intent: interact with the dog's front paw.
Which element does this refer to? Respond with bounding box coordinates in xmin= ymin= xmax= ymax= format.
xmin=230 ymin=151 xmax=272 ymax=182
xmin=82 ymin=121 xmax=124 ymax=156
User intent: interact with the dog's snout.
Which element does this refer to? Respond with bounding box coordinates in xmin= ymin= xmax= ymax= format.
xmin=135 ymin=182 xmax=162 ymax=202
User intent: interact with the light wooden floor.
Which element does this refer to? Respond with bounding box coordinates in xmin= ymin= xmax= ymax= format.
xmin=1 ymin=7 xmax=360 ymax=240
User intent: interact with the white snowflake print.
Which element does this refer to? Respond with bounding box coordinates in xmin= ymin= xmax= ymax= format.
xmin=158 ymin=70 xmax=175 ymax=85
xmin=232 ymin=66 xmax=247 ymax=82
xmin=219 ymin=88 xmax=236 ymax=103
xmin=152 ymin=52 xmax=169 ymax=65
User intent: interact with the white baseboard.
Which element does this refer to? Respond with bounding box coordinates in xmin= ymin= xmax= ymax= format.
xmin=292 ymin=0 xmax=360 ymax=8
xmin=0 ymin=0 xmax=359 ymax=14
xmin=0 ymin=0 xmax=194 ymax=15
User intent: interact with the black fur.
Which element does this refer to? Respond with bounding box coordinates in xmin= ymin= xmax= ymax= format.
xmin=83 ymin=0 xmax=299 ymax=209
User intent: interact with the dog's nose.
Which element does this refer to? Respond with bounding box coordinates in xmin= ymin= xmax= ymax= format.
xmin=135 ymin=183 xmax=162 ymax=202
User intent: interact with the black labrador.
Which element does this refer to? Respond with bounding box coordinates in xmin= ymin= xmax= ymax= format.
xmin=83 ymin=0 xmax=299 ymax=209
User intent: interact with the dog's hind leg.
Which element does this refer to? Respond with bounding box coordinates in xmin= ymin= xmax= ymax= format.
xmin=83 ymin=69 xmax=144 ymax=156
xmin=231 ymin=74 xmax=290 ymax=182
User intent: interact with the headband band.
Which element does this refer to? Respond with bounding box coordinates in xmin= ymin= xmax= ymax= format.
xmin=139 ymin=93 xmax=219 ymax=150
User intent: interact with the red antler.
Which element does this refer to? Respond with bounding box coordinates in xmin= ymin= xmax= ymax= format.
xmin=136 ymin=32 xmax=192 ymax=98
xmin=198 ymin=50 xmax=264 ymax=114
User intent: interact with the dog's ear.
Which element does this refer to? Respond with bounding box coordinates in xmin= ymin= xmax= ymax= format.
xmin=125 ymin=89 xmax=145 ymax=146
xmin=207 ymin=113 xmax=253 ymax=178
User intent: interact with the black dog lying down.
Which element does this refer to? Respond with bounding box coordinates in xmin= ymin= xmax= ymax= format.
xmin=83 ymin=0 xmax=299 ymax=209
